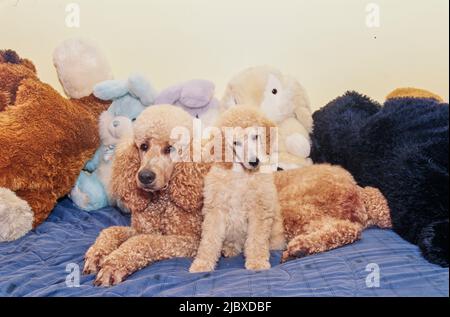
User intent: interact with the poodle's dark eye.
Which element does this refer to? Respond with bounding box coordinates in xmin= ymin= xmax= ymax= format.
xmin=272 ymin=89 xmax=278 ymax=95
xmin=140 ymin=143 xmax=148 ymax=152
xmin=233 ymin=141 xmax=242 ymax=147
xmin=164 ymin=145 xmax=175 ymax=155
xmin=131 ymin=118 xmax=136 ymax=122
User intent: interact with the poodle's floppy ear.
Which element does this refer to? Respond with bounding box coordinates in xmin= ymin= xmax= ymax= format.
xmin=94 ymin=80 xmax=129 ymax=101
xmin=261 ymin=116 xmax=278 ymax=156
xmin=127 ymin=74 xmax=156 ymax=106
xmin=168 ymin=163 xmax=210 ymax=214
xmin=110 ymin=136 xmax=150 ymax=213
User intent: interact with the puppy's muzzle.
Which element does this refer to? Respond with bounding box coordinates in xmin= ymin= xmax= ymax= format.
xmin=248 ymin=157 xmax=260 ymax=168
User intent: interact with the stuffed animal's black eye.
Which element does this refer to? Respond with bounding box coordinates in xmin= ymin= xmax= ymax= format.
xmin=164 ymin=145 xmax=175 ymax=155
xmin=140 ymin=143 xmax=148 ymax=152
xmin=132 ymin=118 xmax=136 ymax=122
xmin=272 ymin=89 xmax=278 ymax=95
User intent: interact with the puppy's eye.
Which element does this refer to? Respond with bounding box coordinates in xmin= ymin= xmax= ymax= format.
xmin=164 ymin=145 xmax=175 ymax=155
xmin=140 ymin=143 xmax=148 ymax=152
xmin=131 ymin=118 xmax=136 ymax=122
xmin=233 ymin=141 xmax=242 ymax=147
xmin=272 ymin=89 xmax=278 ymax=95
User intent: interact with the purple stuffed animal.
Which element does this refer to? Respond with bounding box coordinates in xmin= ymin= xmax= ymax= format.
xmin=155 ymin=79 xmax=220 ymax=127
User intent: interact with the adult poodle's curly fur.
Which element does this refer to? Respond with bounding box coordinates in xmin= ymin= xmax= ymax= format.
xmin=84 ymin=105 xmax=211 ymax=286
xmin=310 ymin=90 xmax=449 ymax=267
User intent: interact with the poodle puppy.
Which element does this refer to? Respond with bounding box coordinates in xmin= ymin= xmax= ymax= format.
xmin=310 ymin=90 xmax=449 ymax=267
xmin=84 ymin=105 xmax=211 ymax=286
xmin=190 ymin=123 xmax=285 ymax=273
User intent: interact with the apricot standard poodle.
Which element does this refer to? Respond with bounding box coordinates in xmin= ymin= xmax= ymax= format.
xmin=84 ymin=105 xmax=391 ymax=286
xmin=190 ymin=117 xmax=286 ymax=273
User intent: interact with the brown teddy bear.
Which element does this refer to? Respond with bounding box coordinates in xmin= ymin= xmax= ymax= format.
xmin=0 ymin=39 xmax=113 ymax=242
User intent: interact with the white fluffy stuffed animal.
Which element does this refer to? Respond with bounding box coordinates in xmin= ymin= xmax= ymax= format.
xmin=221 ymin=66 xmax=313 ymax=170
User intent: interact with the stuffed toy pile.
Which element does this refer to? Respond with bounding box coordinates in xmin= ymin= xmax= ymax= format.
xmin=0 ymin=39 xmax=112 ymax=242
xmin=310 ymin=88 xmax=449 ymax=267
xmin=70 ymin=74 xmax=156 ymax=211
xmin=1 ymin=38 xmax=447 ymax=271
xmin=221 ymin=66 xmax=313 ymax=170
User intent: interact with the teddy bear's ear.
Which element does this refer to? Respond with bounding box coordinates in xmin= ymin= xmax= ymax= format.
xmin=93 ymin=80 xmax=129 ymax=101
xmin=127 ymin=74 xmax=156 ymax=106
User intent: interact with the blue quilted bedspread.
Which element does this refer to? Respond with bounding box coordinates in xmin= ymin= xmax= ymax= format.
xmin=0 ymin=198 xmax=448 ymax=297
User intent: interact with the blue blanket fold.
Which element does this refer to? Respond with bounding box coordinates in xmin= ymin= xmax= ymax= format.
xmin=0 ymin=198 xmax=448 ymax=297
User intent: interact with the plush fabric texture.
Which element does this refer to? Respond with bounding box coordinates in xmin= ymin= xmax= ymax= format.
xmin=154 ymin=79 xmax=221 ymax=127
xmin=310 ymin=91 xmax=449 ymax=267
xmin=0 ymin=198 xmax=448 ymax=297
xmin=0 ymin=188 xmax=33 ymax=241
xmin=0 ymin=49 xmax=110 ymax=241
xmin=53 ymin=38 xmax=113 ymax=99
xmin=0 ymin=50 xmax=37 ymax=111
xmin=69 ymin=74 xmax=156 ymax=211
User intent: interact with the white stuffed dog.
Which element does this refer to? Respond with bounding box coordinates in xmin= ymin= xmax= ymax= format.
xmin=222 ymin=66 xmax=313 ymax=170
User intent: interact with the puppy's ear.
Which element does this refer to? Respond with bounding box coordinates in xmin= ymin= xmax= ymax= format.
xmin=110 ymin=137 xmax=150 ymax=212
xmin=259 ymin=116 xmax=277 ymax=156
xmin=168 ymin=163 xmax=210 ymax=213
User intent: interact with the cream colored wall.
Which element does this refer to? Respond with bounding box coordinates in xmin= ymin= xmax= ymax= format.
xmin=1 ymin=0 xmax=448 ymax=110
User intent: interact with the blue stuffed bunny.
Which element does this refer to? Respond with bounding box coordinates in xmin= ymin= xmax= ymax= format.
xmin=69 ymin=74 xmax=156 ymax=211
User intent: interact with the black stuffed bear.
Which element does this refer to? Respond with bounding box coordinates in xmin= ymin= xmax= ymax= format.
xmin=310 ymin=88 xmax=449 ymax=267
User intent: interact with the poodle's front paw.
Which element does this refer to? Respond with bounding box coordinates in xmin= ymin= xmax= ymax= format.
xmin=189 ymin=259 xmax=216 ymax=273
xmin=94 ymin=261 xmax=129 ymax=287
xmin=245 ymin=259 xmax=271 ymax=271
xmin=83 ymin=247 xmax=108 ymax=275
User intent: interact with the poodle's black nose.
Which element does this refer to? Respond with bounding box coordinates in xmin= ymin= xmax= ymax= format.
xmin=249 ymin=158 xmax=260 ymax=168
xmin=138 ymin=170 xmax=156 ymax=185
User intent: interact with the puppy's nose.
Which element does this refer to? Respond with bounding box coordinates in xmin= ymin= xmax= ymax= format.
xmin=138 ymin=170 xmax=156 ymax=185
xmin=249 ymin=158 xmax=260 ymax=168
